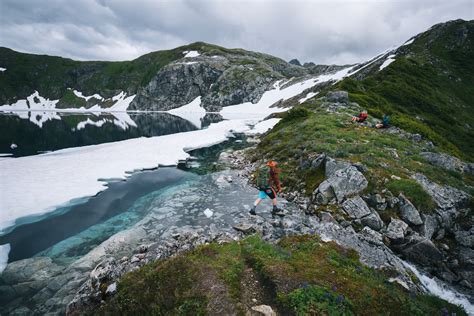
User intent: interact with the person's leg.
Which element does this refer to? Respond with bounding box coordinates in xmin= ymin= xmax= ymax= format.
xmin=250 ymin=192 xmax=265 ymax=214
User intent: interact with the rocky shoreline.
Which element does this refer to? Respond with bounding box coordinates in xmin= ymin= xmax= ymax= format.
xmin=1 ymin=137 xmax=472 ymax=315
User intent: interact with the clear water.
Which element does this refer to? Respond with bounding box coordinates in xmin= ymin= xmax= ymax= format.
xmin=0 ymin=111 xmax=221 ymax=157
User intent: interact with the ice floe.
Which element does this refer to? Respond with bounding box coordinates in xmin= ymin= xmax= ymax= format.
xmin=0 ymin=67 xmax=6 ymax=72
xmin=10 ymin=143 xmax=17 ymax=149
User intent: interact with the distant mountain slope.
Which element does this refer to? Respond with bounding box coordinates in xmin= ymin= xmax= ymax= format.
xmin=335 ymin=19 xmax=474 ymax=160
xmin=0 ymin=42 xmax=325 ymax=112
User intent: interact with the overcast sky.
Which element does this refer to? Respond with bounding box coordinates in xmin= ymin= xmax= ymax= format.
xmin=0 ymin=0 xmax=472 ymax=65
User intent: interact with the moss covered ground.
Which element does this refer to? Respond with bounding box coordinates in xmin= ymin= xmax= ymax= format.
xmin=97 ymin=235 xmax=466 ymax=315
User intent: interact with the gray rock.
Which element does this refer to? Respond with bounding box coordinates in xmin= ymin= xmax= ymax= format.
xmin=250 ymin=304 xmax=276 ymax=316
xmin=316 ymin=166 xmax=368 ymax=204
xmin=320 ymin=212 xmax=337 ymax=223
xmin=361 ymin=212 xmax=384 ymax=231
xmin=398 ymin=194 xmax=423 ymax=226
xmin=310 ymin=153 xmax=326 ymax=170
xmin=342 ymin=196 xmax=372 ymax=219
xmin=419 ymin=214 xmax=439 ymax=240
xmin=325 ymin=157 xmax=351 ymax=178
xmin=326 ymin=91 xmax=349 ymax=104
xmin=455 ymin=228 xmax=474 ymax=248
xmin=420 ymin=152 xmax=464 ymax=173
xmin=359 ymin=227 xmax=384 ymax=245
xmin=233 ymin=223 xmax=257 ymax=235
xmin=89 ymin=258 xmax=120 ymax=290
xmin=400 ymin=236 xmax=443 ymax=266
xmin=385 ymin=218 xmax=408 ymax=240
xmin=413 ymin=174 xmax=469 ymax=210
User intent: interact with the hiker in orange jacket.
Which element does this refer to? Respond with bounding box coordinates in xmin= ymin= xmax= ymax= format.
xmin=249 ymin=161 xmax=284 ymax=216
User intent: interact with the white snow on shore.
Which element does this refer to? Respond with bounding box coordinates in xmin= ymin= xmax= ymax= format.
xmin=379 ymin=54 xmax=396 ymax=70
xmin=0 ymin=67 xmax=6 ymax=72
xmin=72 ymin=90 xmax=104 ymax=101
xmin=403 ymin=261 xmax=473 ymax=314
xmin=0 ymin=244 xmax=10 ymax=273
xmin=245 ymin=118 xmax=281 ymax=135
xmin=168 ymin=96 xmax=205 ymax=128
xmin=183 ymin=50 xmax=200 ymax=58
xmin=0 ymin=91 xmax=135 ymax=113
xmin=299 ymin=91 xmax=318 ymax=104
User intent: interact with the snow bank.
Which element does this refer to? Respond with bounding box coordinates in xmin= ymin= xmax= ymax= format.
xmin=0 ymin=244 xmax=10 ymax=273
xmin=0 ymin=67 xmax=6 ymax=72
xmin=245 ymin=118 xmax=281 ymax=135
xmin=0 ymin=119 xmax=252 ymax=233
xmin=299 ymin=92 xmax=318 ymax=104
xmin=402 ymin=38 xmax=415 ymax=46
xmin=0 ymin=91 xmax=135 ymax=113
xmin=403 ymin=261 xmax=473 ymax=314
xmin=72 ymin=90 xmax=104 ymax=101
xmin=221 ymin=65 xmax=354 ymax=119
xmin=379 ymin=54 xmax=396 ymax=70
xmin=168 ymin=96 xmax=205 ymax=128
xmin=183 ymin=50 xmax=200 ymax=58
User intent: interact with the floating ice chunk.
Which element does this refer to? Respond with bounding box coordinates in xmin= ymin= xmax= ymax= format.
xmin=203 ymin=208 xmax=214 ymax=218
xmin=0 ymin=244 xmax=11 ymax=273
xmin=379 ymin=54 xmax=396 ymax=70
xmin=10 ymin=143 xmax=17 ymax=149
xmin=183 ymin=50 xmax=200 ymax=58
xmin=0 ymin=67 xmax=6 ymax=72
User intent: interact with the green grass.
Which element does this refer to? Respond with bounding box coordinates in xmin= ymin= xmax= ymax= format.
xmin=386 ymin=179 xmax=435 ymax=213
xmin=98 ymin=235 xmax=467 ymax=315
xmin=253 ymin=105 xmax=474 ymax=197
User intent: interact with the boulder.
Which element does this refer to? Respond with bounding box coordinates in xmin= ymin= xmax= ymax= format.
xmin=419 ymin=214 xmax=439 ymax=240
xmin=342 ymin=196 xmax=372 ymax=219
xmin=316 ymin=166 xmax=368 ymax=204
xmin=325 ymin=157 xmax=350 ymax=178
xmin=89 ymin=258 xmax=120 ymax=290
xmin=385 ymin=218 xmax=408 ymax=240
xmin=413 ymin=174 xmax=469 ymax=210
xmin=400 ymin=236 xmax=443 ymax=266
xmin=420 ymin=152 xmax=464 ymax=173
xmin=249 ymin=305 xmax=276 ymax=316
xmin=361 ymin=212 xmax=384 ymax=231
xmin=326 ymin=91 xmax=349 ymax=104
xmin=310 ymin=153 xmax=326 ymax=170
xmin=233 ymin=223 xmax=258 ymax=235
xmin=397 ymin=194 xmax=423 ymax=226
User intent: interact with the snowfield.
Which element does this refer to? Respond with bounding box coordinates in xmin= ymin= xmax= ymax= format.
xmin=379 ymin=54 xmax=396 ymax=70
xmin=168 ymin=96 xmax=205 ymax=128
xmin=183 ymin=50 xmax=200 ymax=58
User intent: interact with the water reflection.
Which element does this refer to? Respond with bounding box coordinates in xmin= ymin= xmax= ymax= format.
xmin=0 ymin=111 xmax=223 ymax=157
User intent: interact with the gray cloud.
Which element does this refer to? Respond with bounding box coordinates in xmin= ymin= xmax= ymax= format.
xmin=0 ymin=0 xmax=472 ymax=64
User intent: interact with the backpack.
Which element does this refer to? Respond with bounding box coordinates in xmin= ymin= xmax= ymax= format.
xmin=255 ymin=165 xmax=271 ymax=189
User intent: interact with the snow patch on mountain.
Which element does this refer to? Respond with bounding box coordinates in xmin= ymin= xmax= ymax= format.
xmin=0 ymin=244 xmax=11 ymax=273
xmin=379 ymin=54 xmax=396 ymax=70
xmin=183 ymin=50 xmax=200 ymax=58
xmin=299 ymin=92 xmax=318 ymax=104
xmin=72 ymin=89 xmax=104 ymax=101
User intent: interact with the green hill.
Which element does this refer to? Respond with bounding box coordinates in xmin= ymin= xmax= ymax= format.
xmin=337 ymin=19 xmax=474 ymax=160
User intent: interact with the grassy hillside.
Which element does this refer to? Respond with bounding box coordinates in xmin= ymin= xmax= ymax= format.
xmin=336 ymin=19 xmax=474 ymax=160
xmin=96 ymin=235 xmax=466 ymax=315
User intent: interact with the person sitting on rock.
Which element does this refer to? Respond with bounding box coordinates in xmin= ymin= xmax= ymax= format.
xmin=249 ymin=161 xmax=284 ymax=216
xmin=376 ymin=114 xmax=390 ymax=129
xmin=351 ymin=110 xmax=368 ymax=123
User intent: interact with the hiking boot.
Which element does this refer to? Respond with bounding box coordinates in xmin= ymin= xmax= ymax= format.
xmin=249 ymin=206 xmax=256 ymax=216
xmin=272 ymin=206 xmax=285 ymax=216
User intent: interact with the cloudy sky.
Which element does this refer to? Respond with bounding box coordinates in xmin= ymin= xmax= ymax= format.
xmin=0 ymin=0 xmax=472 ymax=64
